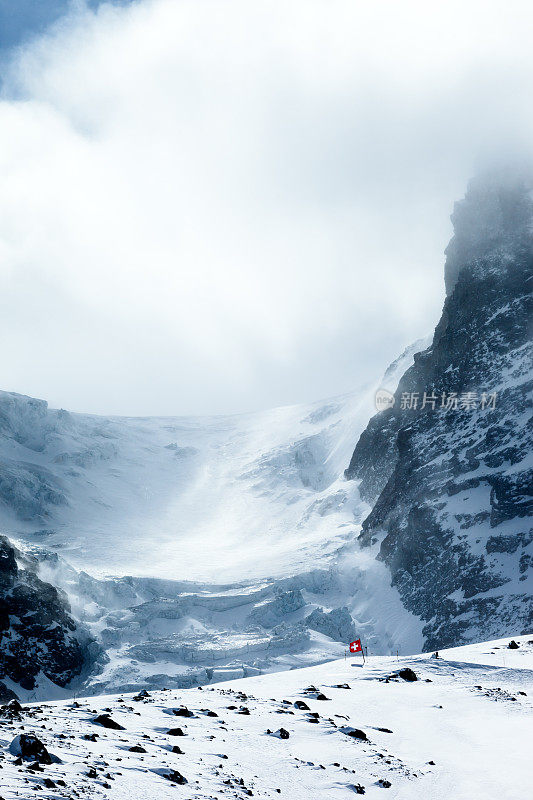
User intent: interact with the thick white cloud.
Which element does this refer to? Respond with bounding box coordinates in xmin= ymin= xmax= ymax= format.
xmin=1 ymin=0 xmax=532 ymax=414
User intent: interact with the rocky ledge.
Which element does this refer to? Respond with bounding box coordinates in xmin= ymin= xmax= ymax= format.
xmin=0 ymin=534 xmax=94 ymax=692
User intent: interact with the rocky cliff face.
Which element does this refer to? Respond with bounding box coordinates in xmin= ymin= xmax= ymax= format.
xmin=0 ymin=535 xmax=90 ymax=691
xmin=346 ymin=170 xmax=533 ymax=650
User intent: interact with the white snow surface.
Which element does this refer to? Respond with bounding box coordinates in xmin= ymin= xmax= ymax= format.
xmin=1 ymin=634 xmax=531 ymax=799
xmin=1 ymin=340 xmax=426 ymax=583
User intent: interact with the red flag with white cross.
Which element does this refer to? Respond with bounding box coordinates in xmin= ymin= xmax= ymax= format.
xmin=349 ymin=639 xmax=362 ymax=653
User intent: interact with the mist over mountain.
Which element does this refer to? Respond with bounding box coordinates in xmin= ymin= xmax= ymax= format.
xmin=346 ymin=169 xmax=533 ymax=649
xmin=0 ymin=3 xmax=532 ymax=797
xmin=0 ymin=170 xmax=530 ymax=702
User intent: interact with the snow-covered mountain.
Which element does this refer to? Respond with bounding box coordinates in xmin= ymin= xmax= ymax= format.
xmin=346 ymin=169 xmax=533 ymax=650
xmin=0 ymin=341 xmax=423 ymax=583
xmin=0 ymin=169 xmax=531 ymax=702
xmin=1 ymin=634 xmax=531 ymax=800
xmin=0 ymin=342 xmax=426 ymax=696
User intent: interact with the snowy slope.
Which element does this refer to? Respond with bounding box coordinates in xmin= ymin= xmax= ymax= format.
xmin=0 ymin=341 xmax=431 ymax=695
xmin=0 ymin=341 xmax=425 ymax=585
xmin=1 ymin=634 xmax=531 ymax=799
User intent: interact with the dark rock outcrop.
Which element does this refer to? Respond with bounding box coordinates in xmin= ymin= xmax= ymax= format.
xmin=163 ymin=769 xmax=188 ymax=785
xmin=398 ymin=668 xmax=417 ymax=682
xmin=0 ymin=535 xmax=89 ymax=690
xmin=346 ymin=169 xmax=533 ymax=649
xmin=9 ymin=733 xmax=58 ymax=764
xmin=93 ymin=713 xmax=125 ymax=730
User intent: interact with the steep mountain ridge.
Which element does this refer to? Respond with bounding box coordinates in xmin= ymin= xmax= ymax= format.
xmin=346 ymin=170 xmax=533 ymax=649
xmin=0 ymin=535 xmax=93 ymax=692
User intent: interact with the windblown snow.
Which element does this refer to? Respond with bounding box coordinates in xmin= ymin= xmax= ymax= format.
xmin=0 ymin=341 xmax=424 ymax=584
xmin=0 ymin=342 xmax=429 ymax=694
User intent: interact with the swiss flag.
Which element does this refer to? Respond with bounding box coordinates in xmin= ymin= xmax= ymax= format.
xmin=349 ymin=639 xmax=362 ymax=653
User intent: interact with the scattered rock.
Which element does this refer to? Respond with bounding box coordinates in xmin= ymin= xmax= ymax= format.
xmin=163 ymin=769 xmax=188 ymax=785
xmin=0 ymin=699 xmax=23 ymax=719
xmin=508 ymin=640 xmax=519 ymax=649
xmin=168 ymin=728 xmax=186 ymax=736
xmin=133 ymin=690 xmax=151 ymax=701
xmin=398 ymin=668 xmax=417 ymax=682
xmin=173 ymin=706 xmax=195 ymax=717
xmin=93 ymin=714 xmax=125 ymax=730
xmin=9 ymin=734 xmax=58 ymax=764
xmin=294 ymin=700 xmax=310 ymax=710
xmin=341 ymin=727 xmax=367 ymax=741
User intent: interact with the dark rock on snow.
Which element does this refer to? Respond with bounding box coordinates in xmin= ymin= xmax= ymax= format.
xmin=342 ymin=727 xmax=368 ymax=741
xmin=0 ymin=699 xmax=23 ymax=718
xmin=93 ymin=713 xmax=125 ymax=730
xmin=168 ymin=727 xmax=186 ymax=736
xmin=398 ymin=668 xmax=418 ymax=682
xmin=173 ymin=706 xmax=195 ymax=717
xmin=9 ymin=733 xmax=58 ymax=764
xmin=163 ymin=769 xmax=187 ymax=785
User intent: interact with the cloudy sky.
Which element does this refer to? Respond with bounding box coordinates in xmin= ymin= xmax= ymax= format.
xmin=0 ymin=0 xmax=532 ymax=416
